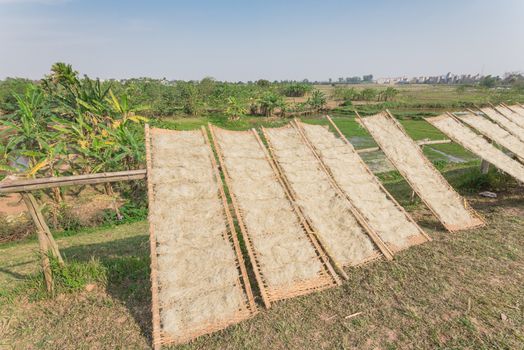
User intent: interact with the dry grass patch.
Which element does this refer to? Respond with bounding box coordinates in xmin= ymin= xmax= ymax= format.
xmin=0 ymin=193 xmax=523 ymax=349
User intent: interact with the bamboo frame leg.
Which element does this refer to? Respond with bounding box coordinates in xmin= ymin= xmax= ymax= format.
xmin=144 ymin=125 xmax=162 ymax=350
xmin=22 ymin=192 xmax=63 ymax=265
xmin=480 ymin=160 xmax=490 ymax=174
xmin=21 ymin=193 xmax=54 ymax=294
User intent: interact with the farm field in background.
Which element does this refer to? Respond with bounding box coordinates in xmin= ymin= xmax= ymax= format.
xmin=150 ymin=113 xmax=478 ymax=174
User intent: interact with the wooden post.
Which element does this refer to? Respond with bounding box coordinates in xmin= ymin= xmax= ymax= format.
xmin=21 ymin=192 xmax=56 ymax=294
xmin=480 ymin=160 xmax=490 ymax=174
xmin=480 ymin=137 xmax=491 ymax=174
xmin=22 ymin=192 xmax=63 ymax=264
xmin=144 ymin=125 xmax=162 ymax=350
xmin=0 ymin=169 xmax=147 ymax=194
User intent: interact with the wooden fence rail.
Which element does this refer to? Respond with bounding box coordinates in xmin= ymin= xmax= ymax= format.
xmin=0 ymin=169 xmax=147 ymax=292
xmin=0 ymin=169 xmax=146 ymax=194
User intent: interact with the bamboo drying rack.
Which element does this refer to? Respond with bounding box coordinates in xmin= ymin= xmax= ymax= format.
xmin=356 ymin=110 xmax=485 ymax=232
xmin=294 ymin=117 xmax=431 ymax=251
xmin=145 ymin=125 xmax=256 ymax=348
xmin=261 ymin=124 xmax=391 ymax=264
xmin=208 ymin=125 xmax=340 ymax=308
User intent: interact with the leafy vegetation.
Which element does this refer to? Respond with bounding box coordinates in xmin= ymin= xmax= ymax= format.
xmin=280 ymin=82 xmax=312 ymax=97
xmin=1 ymin=63 xmax=147 ymax=178
xmin=1 ymin=63 xmax=524 ymax=237
xmin=1 ymin=64 xmax=524 ymax=349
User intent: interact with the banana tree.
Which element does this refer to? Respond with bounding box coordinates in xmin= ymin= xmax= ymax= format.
xmin=225 ymin=97 xmax=247 ymax=120
xmin=307 ymin=90 xmax=327 ymax=112
xmin=258 ymin=92 xmax=285 ymax=117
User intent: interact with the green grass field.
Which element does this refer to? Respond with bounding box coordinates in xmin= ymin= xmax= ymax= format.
xmin=1 ymin=85 xmax=523 ymax=349
xmin=1 ymin=188 xmax=523 ymax=349
xmin=150 ymin=113 xmax=478 ymax=167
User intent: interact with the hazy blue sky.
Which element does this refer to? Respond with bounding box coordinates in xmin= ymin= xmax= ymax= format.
xmin=1 ymin=0 xmax=523 ymax=81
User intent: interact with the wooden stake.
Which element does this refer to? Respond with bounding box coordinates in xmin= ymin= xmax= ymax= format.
xmin=22 ymin=192 xmax=63 ymax=264
xmin=144 ymin=124 xmax=162 ymax=350
xmin=480 ymin=160 xmax=490 ymax=174
xmin=21 ymin=192 xmax=54 ymax=294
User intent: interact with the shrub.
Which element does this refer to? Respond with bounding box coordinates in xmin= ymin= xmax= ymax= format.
xmin=456 ymin=167 xmax=515 ymax=193
xmin=0 ymin=213 xmax=34 ymax=243
xmin=281 ymin=83 xmax=312 ymax=97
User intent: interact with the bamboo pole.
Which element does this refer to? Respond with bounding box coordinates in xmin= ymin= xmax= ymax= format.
xmin=0 ymin=170 xmax=146 ymax=194
xmin=21 ymin=193 xmax=54 ymax=294
xmin=356 ymin=139 xmax=451 ymax=154
xmin=500 ymin=102 xmax=518 ymax=113
xmin=21 ymin=192 xmax=63 ymax=265
xmin=144 ymin=125 xmax=162 ymax=350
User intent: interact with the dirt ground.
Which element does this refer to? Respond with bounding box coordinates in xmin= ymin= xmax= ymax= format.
xmin=0 ymin=189 xmax=523 ymax=349
xmin=0 ymin=193 xmax=25 ymax=217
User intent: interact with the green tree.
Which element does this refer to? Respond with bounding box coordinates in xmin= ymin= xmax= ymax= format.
xmin=224 ymin=97 xmax=247 ymax=121
xmin=379 ymin=87 xmax=399 ymax=101
xmin=0 ymin=86 xmax=57 ymax=175
xmin=307 ymin=90 xmax=327 ymax=111
xmin=178 ymin=82 xmax=203 ymax=116
xmin=479 ymin=75 xmax=498 ymax=88
xmin=258 ymin=92 xmax=284 ymax=117
xmin=199 ymin=76 xmax=216 ymax=96
xmin=281 ymin=83 xmax=312 ymax=97
xmin=0 ymin=78 xmax=35 ymax=112
xmin=455 ymin=85 xmax=467 ymax=94
xmin=332 ymin=87 xmax=357 ymax=101
xmin=359 ymin=88 xmax=378 ymax=101
xmin=256 ymin=79 xmax=271 ymax=88
xmin=362 ymin=74 xmax=374 ymax=82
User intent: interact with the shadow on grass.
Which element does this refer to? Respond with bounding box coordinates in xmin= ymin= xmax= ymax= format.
xmin=59 ymin=234 xmax=153 ymax=343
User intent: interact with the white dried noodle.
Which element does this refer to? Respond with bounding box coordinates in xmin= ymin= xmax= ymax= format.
xmin=480 ymin=107 xmax=524 ymax=143
xmin=427 ymin=115 xmax=524 ymax=183
xmin=508 ymin=105 xmax=524 ymax=117
xmin=213 ymin=128 xmax=327 ymax=289
xmin=149 ymin=129 xmax=249 ymax=342
xmin=264 ymin=126 xmax=379 ymax=266
xmin=496 ymin=105 xmax=524 ymax=129
xmin=361 ymin=112 xmax=483 ymax=230
xmin=298 ymin=122 xmax=426 ymax=251
xmin=459 ymin=113 xmax=524 ymax=159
